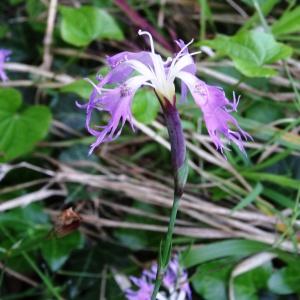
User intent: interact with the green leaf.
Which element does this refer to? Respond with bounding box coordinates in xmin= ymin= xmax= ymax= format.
xmin=238 ymin=0 xmax=280 ymax=32
xmin=272 ymin=6 xmax=300 ymax=36
xmin=0 ymin=25 xmax=9 ymax=38
xmin=234 ymin=263 xmax=272 ymax=300
xmin=243 ymin=172 xmax=300 ymax=190
xmin=0 ymin=203 xmax=49 ymax=229
xmin=114 ymin=202 xmax=161 ymax=250
xmin=132 ymin=89 xmax=160 ymax=124
xmin=192 ymin=259 xmax=231 ymax=300
xmin=182 ymin=239 xmax=269 ymax=268
xmin=240 ymin=0 xmax=268 ymax=6
xmin=26 ymin=0 xmax=45 ymax=19
xmin=41 ymin=232 xmax=83 ymax=271
xmin=268 ymin=262 xmax=300 ymax=295
xmin=61 ymin=79 xmax=93 ymax=99
xmin=9 ymin=0 xmax=24 ymax=5
xmin=238 ymin=116 xmax=300 ymax=151
xmin=232 ymin=183 xmax=263 ymax=212
xmin=204 ymin=30 xmax=292 ymax=77
xmin=59 ymin=5 xmax=123 ymax=47
xmin=0 ymin=88 xmax=52 ymax=162
xmin=263 ymin=188 xmax=295 ymax=209
xmin=246 ymin=102 xmax=283 ymax=123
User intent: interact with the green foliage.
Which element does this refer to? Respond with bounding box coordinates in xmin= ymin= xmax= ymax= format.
xmin=272 ymin=6 xmax=300 ymax=36
xmin=61 ymin=78 xmax=93 ymax=99
xmin=232 ymin=182 xmax=263 ymax=212
xmin=132 ymin=89 xmax=160 ymax=124
xmin=245 ymin=102 xmax=284 ymax=123
xmin=268 ymin=263 xmax=300 ymax=295
xmin=8 ymin=0 xmax=24 ymax=5
xmin=182 ymin=240 xmax=269 ymax=268
xmin=41 ymin=232 xmax=83 ymax=271
xmin=240 ymin=0 xmax=266 ymax=6
xmin=204 ymin=30 xmax=292 ymax=77
xmin=0 ymin=204 xmax=49 ymax=260
xmin=26 ymin=0 xmax=45 ymax=19
xmin=234 ymin=263 xmax=272 ymax=300
xmin=0 ymin=203 xmax=83 ymax=280
xmin=192 ymin=260 xmax=231 ymax=300
xmin=0 ymin=88 xmax=52 ymax=162
xmin=114 ymin=202 xmax=162 ymax=250
xmin=59 ymin=5 xmax=123 ymax=47
xmin=1 ymin=0 xmax=300 ymax=299
xmin=192 ymin=259 xmax=274 ymax=300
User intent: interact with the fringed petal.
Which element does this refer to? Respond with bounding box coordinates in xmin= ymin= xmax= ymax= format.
xmin=0 ymin=49 xmax=11 ymax=81
xmin=177 ymin=71 xmax=251 ymax=155
xmin=175 ymin=40 xmax=196 ymax=102
xmin=101 ymin=51 xmax=153 ymax=86
xmin=80 ymin=75 xmax=149 ymax=153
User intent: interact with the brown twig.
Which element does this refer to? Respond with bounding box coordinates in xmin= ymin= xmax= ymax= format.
xmin=0 ymin=189 xmax=66 ymax=212
xmin=0 ymin=262 xmax=39 ymax=287
xmin=41 ymin=0 xmax=58 ymax=71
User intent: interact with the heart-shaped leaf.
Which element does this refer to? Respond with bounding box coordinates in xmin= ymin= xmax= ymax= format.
xmin=41 ymin=231 xmax=83 ymax=271
xmin=132 ymin=89 xmax=160 ymax=124
xmin=60 ymin=6 xmax=123 ymax=47
xmin=204 ymin=30 xmax=292 ymax=77
xmin=0 ymin=88 xmax=52 ymax=162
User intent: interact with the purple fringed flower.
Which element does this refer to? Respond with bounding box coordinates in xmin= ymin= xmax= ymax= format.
xmin=78 ymin=30 xmax=250 ymax=155
xmin=0 ymin=49 xmax=11 ymax=81
xmin=163 ymin=256 xmax=192 ymax=299
xmin=126 ymin=275 xmax=153 ymax=300
xmin=125 ymin=255 xmax=191 ymax=300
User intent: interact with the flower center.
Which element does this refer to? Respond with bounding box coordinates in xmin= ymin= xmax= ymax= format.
xmin=120 ymin=84 xmax=131 ymax=97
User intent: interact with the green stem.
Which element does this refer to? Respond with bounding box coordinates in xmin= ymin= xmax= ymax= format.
xmin=151 ymin=195 xmax=181 ymax=299
xmin=252 ymin=0 xmax=270 ymax=32
xmin=151 ymin=99 xmax=188 ymax=299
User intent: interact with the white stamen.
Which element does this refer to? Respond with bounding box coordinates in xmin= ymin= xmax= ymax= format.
xmin=138 ymin=29 xmax=155 ymax=54
xmin=164 ymin=57 xmax=172 ymax=65
xmin=84 ymin=78 xmax=102 ymax=96
xmin=170 ymin=39 xmax=194 ymax=70
xmin=189 ymin=50 xmax=202 ymax=57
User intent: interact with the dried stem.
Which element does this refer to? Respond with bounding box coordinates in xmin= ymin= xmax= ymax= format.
xmin=41 ymin=0 xmax=58 ymax=70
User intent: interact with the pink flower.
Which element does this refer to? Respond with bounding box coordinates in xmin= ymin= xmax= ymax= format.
xmin=78 ymin=30 xmax=251 ymax=155
xmin=0 ymin=49 xmax=11 ymax=81
xmin=125 ymin=275 xmax=153 ymax=300
xmin=125 ymin=255 xmax=191 ymax=300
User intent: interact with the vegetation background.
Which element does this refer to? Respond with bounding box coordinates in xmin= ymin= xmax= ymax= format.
xmin=0 ymin=0 xmax=300 ymax=299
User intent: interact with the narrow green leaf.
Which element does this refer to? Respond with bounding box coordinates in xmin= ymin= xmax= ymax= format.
xmin=182 ymin=240 xmax=269 ymax=268
xmin=263 ymin=188 xmax=295 ymax=209
xmin=243 ymin=172 xmax=300 ymax=190
xmin=272 ymin=6 xmax=300 ymax=36
xmin=232 ymin=183 xmax=263 ymax=212
xmin=239 ymin=0 xmax=280 ymax=32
